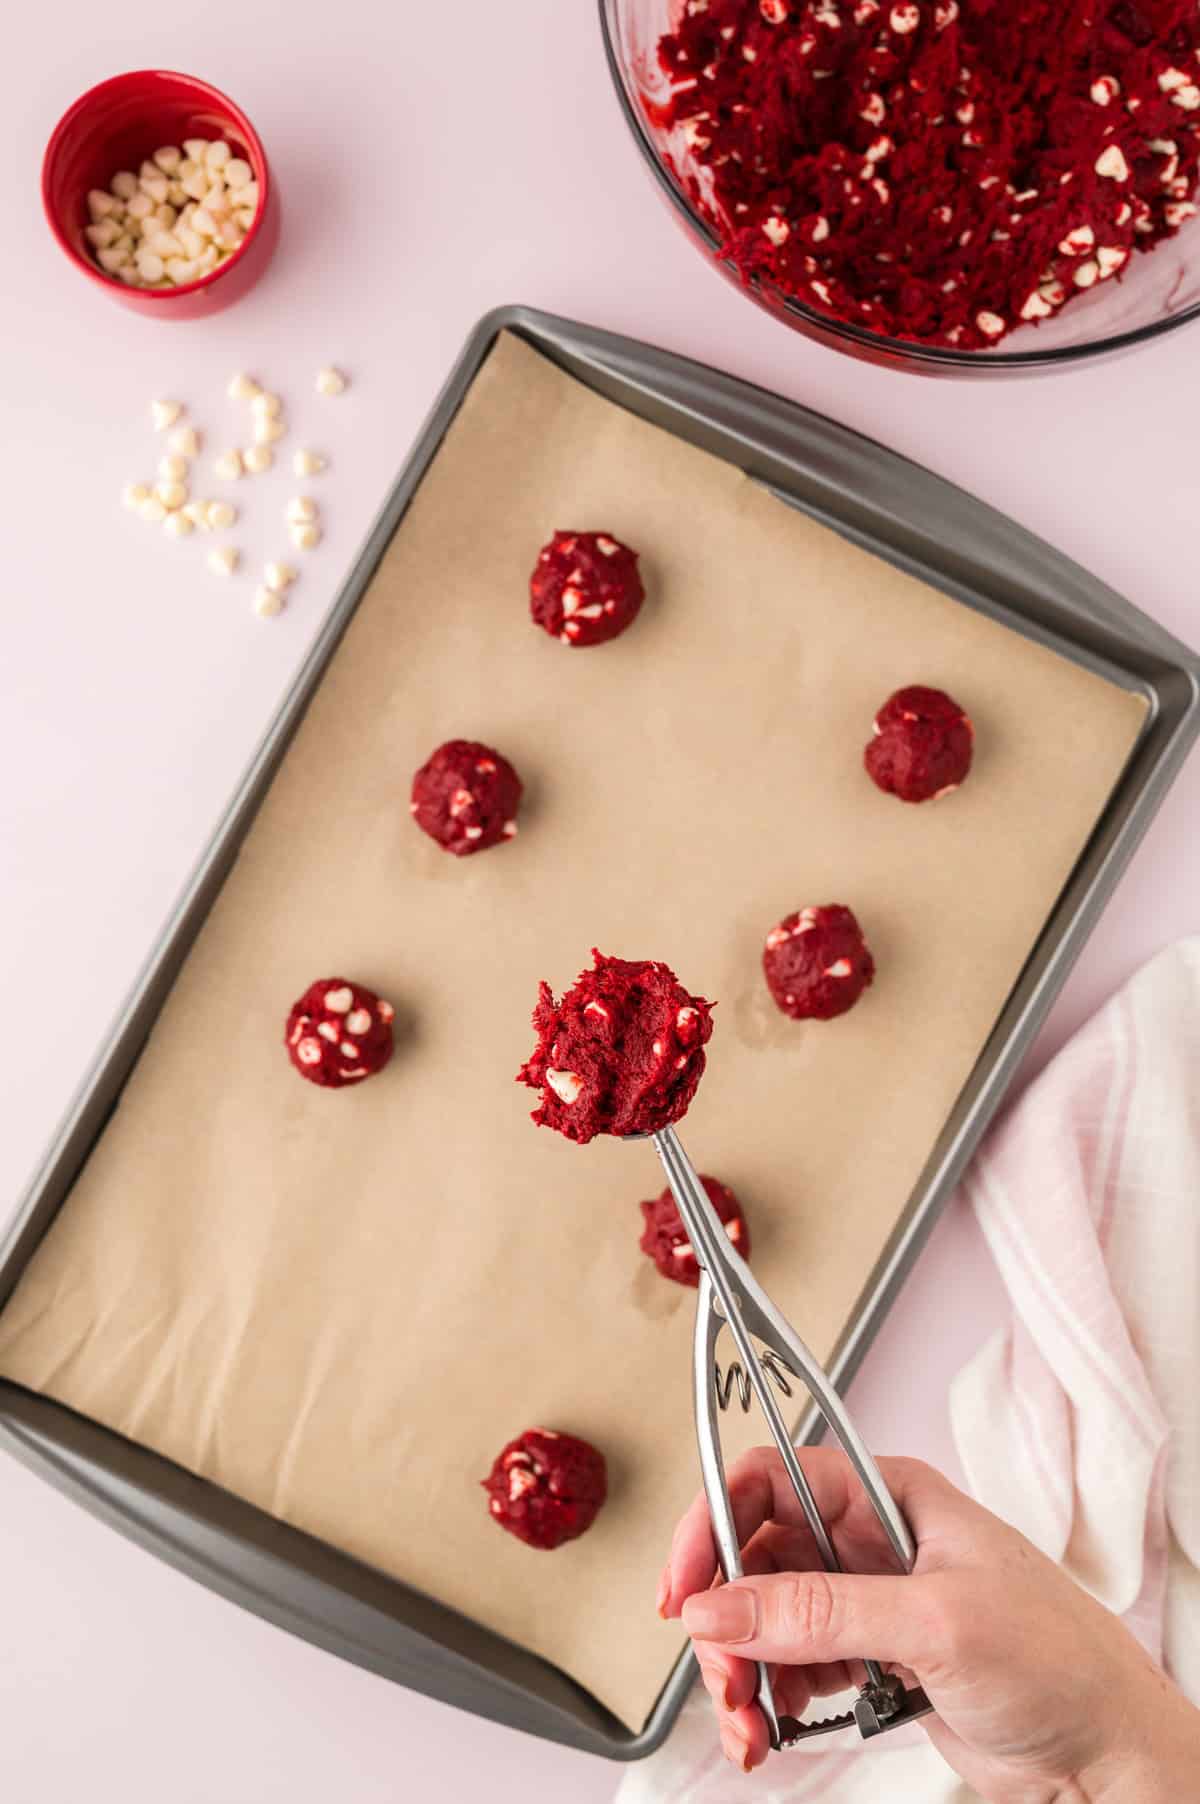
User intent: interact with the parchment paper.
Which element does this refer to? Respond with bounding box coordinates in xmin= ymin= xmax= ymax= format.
xmin=0 ymin=333 xmax=1146 ymax=1730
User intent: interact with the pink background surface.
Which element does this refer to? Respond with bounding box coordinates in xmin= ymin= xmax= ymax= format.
xmin=2 ymin=8 xmax=1198 ymax=1800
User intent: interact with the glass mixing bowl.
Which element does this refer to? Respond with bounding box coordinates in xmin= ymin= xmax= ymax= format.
xmin=599 ymin=0 xmax=1200 ymax=375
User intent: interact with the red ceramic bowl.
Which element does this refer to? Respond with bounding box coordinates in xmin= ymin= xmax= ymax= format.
xmin=42 ymin=69 xmax=279 ymax=318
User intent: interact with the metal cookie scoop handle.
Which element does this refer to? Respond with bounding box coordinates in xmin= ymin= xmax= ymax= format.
xmin=651 ymin=1124 xmax=934 ymax=1750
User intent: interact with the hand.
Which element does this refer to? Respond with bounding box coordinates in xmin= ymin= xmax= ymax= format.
xmin=658 ymin=1447 xmax=1200 ymax=1800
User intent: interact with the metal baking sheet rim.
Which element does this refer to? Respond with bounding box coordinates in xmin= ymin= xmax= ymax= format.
xmin=0 ymin=305 xmax=1196 ymax=1762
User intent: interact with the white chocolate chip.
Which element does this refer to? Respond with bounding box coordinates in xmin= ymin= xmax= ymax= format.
xmin=163 ymin=510 xmax=193 ymax=538
xmin=291 ymin=522 xmax=321 ymax=550
xmin=139 ymin=496 xmax=168 ymax=524
xmin=155 ymin=480 xmax=187 ymax=510
xmin=264 ymin=561 xmax=297 ymax=592
xmin=214 ymin=450 xmax=243 ymax=481
xmin=122 ymin=482 xmax=150 ymax=510
xmin=975 ymin=310 xmax=1005 ymax=338
xmin=207 ymin=546 xmax=239 ymax=576
xmin=346 ymin=1008 xmax=372 ymax=1035
xmin=169 ymin=425 xmax=200 ymax=458
xmin=762 ymin=214 xmax=789 ymax=245
xmin=206 ymin=499 xmax=237 ymax=530
xmin=254 ymin=416 xmax=286 ymax=445
xmin=296 ymin=1037 xmax=322 ymax=1065
xmin=293 ymin=448 xmax=326 ymax=477
xmin=502 ymin=820 xmax=518 ymax=838
xmin=324 ymin=987 xmax=353 ymax=1013
xmin=889 ymin=1 xmax=919 ymax=30
xmin=1057 ymin=224 xmax=1094 ymax=255
xmin=151 ymin=399 xmax=182 ymax=431
xmin=87 ymin=189 xmax=118 ymax=220
xmin=339 ymin=1041 xmax=359 ymax=1058
xmin=286 ymin=496 xmax=318 ymax=525
xmin=228 ymin=372 xmax=261 ymax=401
xmin=1094 ymin=144 xmax=1129 ymax=182
xmin=315 ymin=366 xmax=347 ymax=395
xmin=1090 ymin=75 xmax=1120 ymax=105
xmin=583 ymin=1000 xmax=609 ymax=1019
xmin=252 ymin=391 xmax=282 ymax=419
xmin=545 ymin=1069 xmax=583 ymax=1105
xmin=825 ymin=958 xmax=853 ymax=978
xmin=1165 ymin=200 xmax=1198 ymax=226
xmin=243 ymin=444 xmax=273 ymax=474
xmin=253 ymin=586 xmax=284 ymax=618
xmin=378 ymin=1000 xmax=395 ymax=1023
xmin=1096 ymin=245 xmax=1127 ymax=277
xmin=1073 ymin=259 xmax=1100 ymax=288
xmin=158 ymin=454 xmax=188 ymax=483
xmin=205 ymin=141 xmax=232 ymax=171
xmin=1020 ymin=291 xmax=1053 ymax=320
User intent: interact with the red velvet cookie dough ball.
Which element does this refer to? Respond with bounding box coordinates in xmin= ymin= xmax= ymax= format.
xmin=410 ymin=739 xmax=522 ymax=856
xmin=639 ymin=1176 xmax=751 ymax=1288
xmin=285 ymin=978 xmax=395 ymax=1087
xmin=482 ymin=1428 xmax=608 ymax=1550
xmin=518 ymin=951 xmax=714 ymax=1144
xmin=865 ymin=686 xmax=974 ymax=804
xmin=530 ymin=531 xmax=645 ymax=647
xmin=763 ymin=906 xmax=875 ymax=1022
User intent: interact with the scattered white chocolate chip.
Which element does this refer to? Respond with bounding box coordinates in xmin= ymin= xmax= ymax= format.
xmin=139 ymin=495 xmax=168 ymax=523
xmin=346 ymin=1008 xmax=372 ymax=1035
xmin=251 ymin=391 xmax=282 ymax=419
xmin=163 ymin=510 xmax=193 ymax=538
xmin=122 ymin=482 xmax=150 ymax=510
xmin=253 ymin=415 xmax=286 ymax=445
xmin=889 ymin=1 xmax=919 ymax=30
xmin=1096 ymin=245 xmax=1127 ymax=277
xmin=545 ymin=1069 xmax=583 ymax=1105
xmin=264 ymin=561 xmax=298 ymax=593
xmin=293 ymin=448 xmax=326 ymax=477
xmin=155 ymin=480 xmax=187 ymax=510
xmin=286 ymin=496 xmax=318 ymax=524
xmin=228 ymin=372 xmax=261 ymax=401
xmin=1057 ymin=224 xmax=1095 ymax=255
xmin=315 ymin=366 xmax=347 ymax=395
xmin=291 ymin=522 xmax=321 ymax=551
xmin=214 ymin=449 xmax=244 ymax=481
xmin=168 ymin=425 xmax=200 ymax=458
xmin=1073 ymin=259 xmax=1100 ymax=288
xmin=975 ymin=310 xmax=1005 ymax=338
xmin=207 ymin=545 xmax=239 ymax=576
xmin=151 ymin=399 xmax=182 ymax=432
xmin=206 ymin=499 xmax=237 ymax=530
xmin=243 ymin=444 xmax=273 ymax=474
xmin=1090 ymin=75 xmax=1120 ymax=106
xmin=253 ymin=586 xmax=284 ymax=618
xmin=1020 ymin=291 xmax=1053 ymax=320
xmin=158 ymin=453 xmax=188 ymax=483
xmin=762 ymin=214 xmax=789 ymax=245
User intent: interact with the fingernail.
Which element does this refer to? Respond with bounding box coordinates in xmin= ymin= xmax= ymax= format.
xmin=682 ymin=1588 xmax=758 ymax=1644
xmin=655 ymin=1569 xmax=671 ymax=1618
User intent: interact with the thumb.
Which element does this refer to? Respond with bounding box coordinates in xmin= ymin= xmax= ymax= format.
xmin=681 ymin=1569 xmax=934 ymax=1670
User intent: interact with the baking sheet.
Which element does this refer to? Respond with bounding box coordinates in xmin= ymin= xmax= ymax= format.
xmin=0 ymin=332 xmax=1146 ymax=1731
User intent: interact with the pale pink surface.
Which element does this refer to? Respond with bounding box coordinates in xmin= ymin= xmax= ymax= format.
xmin=1 ymin=7 xmax=1198 ymax=1802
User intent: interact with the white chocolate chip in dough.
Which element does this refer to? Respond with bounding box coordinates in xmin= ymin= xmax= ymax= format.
xmin=324 ymin=986 xmax=354 ymax=1013
xmin=207 ymin=545 xmax=239 ymax=576
xmin=545 ymin=1069 xmax=583 ymax=1105
xmin=975 ymin=310 xmax=1006 ymax=338
xmin=378 ymin=1000 xmax=395 ymax=1023
xmin=1094 ymin=144 xmax=1129 ymax=181
xmin=502 ymin=820 xmax=518 ymax=838
xmin=151 ymin=399 xmax=182 ymax=431
xmin=889 ymin=1 xmax=919 ymax=30
xmin=825 ymin=959 xmax=853 ymax=978
xmin=346 ymin=1008 xmax=372 ymax=1035
xmin=296 ymin=1037 xmax=322 ymax=1065
xmin=315 ymin=365 xmax=347 ymax=395
xmin=677 ymin=1006 xmax=698 ymax=1029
